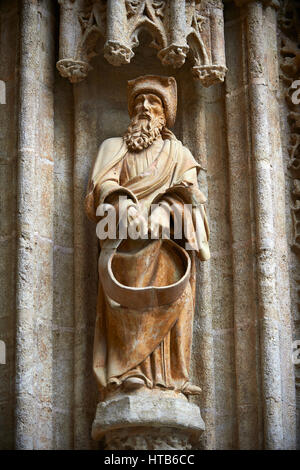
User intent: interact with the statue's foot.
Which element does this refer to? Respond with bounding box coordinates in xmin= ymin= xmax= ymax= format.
xmin=122 ymin=377 xmax=145 ymax=391
xmin=182 ymin=383 xmax=202 ymax=396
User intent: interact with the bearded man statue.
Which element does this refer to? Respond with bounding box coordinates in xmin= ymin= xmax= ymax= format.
xmin=85 ymin=75 xmax=210 ymax=401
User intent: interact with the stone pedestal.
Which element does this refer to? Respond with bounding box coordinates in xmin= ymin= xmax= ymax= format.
xmin=92 ymin=389 xmax=205 ymax=450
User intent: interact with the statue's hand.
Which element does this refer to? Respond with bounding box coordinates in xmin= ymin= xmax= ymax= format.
xmin=149 ymin=203 xmax=171 ymax=239
xmin=127 ymin=203 xmax=140 ymax=226
xmin=117 ymin=198 xmax=137 ymax=223
xmin=121 ymin=200 xmax=148 ymax=240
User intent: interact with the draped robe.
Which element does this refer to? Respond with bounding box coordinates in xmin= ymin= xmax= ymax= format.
xmin=85 ymin=135 xmax=210 ymax=395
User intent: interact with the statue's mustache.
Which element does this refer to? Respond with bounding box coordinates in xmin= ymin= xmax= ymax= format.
xmin=137 ymin=112 xmax=151 ymax=120
xmin=131 ymin=113 xmax=163 ymax=128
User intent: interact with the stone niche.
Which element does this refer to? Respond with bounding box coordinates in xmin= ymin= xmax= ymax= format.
xmin=56 ymin=0 xmax=230 ymax=451
xmin=70 ymin=30 xmax=217 ymax=450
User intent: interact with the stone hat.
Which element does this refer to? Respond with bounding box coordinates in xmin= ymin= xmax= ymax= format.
xmin=127 ymin=75 xmax=177 ymax=128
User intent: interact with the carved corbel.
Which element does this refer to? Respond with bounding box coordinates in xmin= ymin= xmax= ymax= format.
xmin=186 ymin=0 xmax=227 ymax=86
xmin=57 ymin=0 xmax=93 ymax=83
xmin=56 ymin=0 xmax=227 ymax=87
xmin=234 ymin=0 xmax=280 ymax=8
xmin=104 ymin=0 xmax=134 ymax=66
xmin=157 ymin=0 xmax=189 ymax=68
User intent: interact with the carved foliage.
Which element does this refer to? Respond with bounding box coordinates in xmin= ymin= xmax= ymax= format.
xmin=279 ymin=0 xmax=300 ymax=255
xmin=279 ymin=0 xmax=300 ymax=393
xmin=57 ymin=0 xmax=227 ymax=86
xmin=187 ymin=0 xmax=227 ymax=86
xmin=104 ymin=427 xmax=194 ymax=450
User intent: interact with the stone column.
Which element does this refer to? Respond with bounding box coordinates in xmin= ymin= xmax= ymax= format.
xmin=15 ymin=0 xmax=55 ymax=449
xmin=73 ymin=80 xmax=99 ymax=450
xmin=232 ymin=0 xmax=296 ymax=449
xmin=169 ymin=0 xmax=187 ymax=47
xmin=225 ymin=2 xmax=262 ymax=449
xmin=181 ymin=76 xmax=216 ymax=450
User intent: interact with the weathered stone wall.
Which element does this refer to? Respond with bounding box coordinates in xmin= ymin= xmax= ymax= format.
xmin=224 ymin=0 xmax=295 ymax=449
xmin=0 ymin=0 xmax=298 ymax=449
xmin=0 ymin=0 xmax=19 ymax=450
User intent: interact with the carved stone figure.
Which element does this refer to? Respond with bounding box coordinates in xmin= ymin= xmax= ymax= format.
xmin=86 ymin=75 xmax=210 ymax=402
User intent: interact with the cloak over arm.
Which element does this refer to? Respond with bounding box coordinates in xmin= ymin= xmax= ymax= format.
xmin=176 ymin=147 xmax=210 ymax=260
xmin=85 ymin=137 xmax=137 ymax=222
xmin=158 ymin=144 xmax=210 ymax=261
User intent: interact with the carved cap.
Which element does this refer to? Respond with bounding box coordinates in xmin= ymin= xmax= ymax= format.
xmin=128 ymin=75 xmax=177 ymax=128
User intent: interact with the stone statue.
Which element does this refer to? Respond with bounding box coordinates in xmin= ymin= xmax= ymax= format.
xmin=86 ymin=75 xmax=210 ymax=402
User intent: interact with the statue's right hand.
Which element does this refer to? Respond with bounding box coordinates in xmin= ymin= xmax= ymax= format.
xmin=118 ymin=198 xmax=140 ymax=228
xmin=117 ymin=198 xmax=138 ymax=225
xmin=127 ymin=203 xmax=139 ymax=225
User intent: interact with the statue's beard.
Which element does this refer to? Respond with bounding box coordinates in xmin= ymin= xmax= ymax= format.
xmin=124 ymin=114 xmax=166 ymax=152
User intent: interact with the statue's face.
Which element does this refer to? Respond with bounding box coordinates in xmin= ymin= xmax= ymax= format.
xmin=124 ymin=92 xmax=166 ymax=151
xmin=133 ymin=93 xmax=165 ymax=122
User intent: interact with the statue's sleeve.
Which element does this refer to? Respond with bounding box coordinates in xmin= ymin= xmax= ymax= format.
xmin=181 ymin=166 xmax=210 ymax=260
xmin=86 ymin=174 xmax=137 ymax=223
xmin=85 ymin=138 xmax=137 ymax=222
xmin=168 ymin=164 xmax=210 ymax=261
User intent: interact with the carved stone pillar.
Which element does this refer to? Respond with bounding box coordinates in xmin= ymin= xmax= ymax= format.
xmin=15 ymin=0 xmax=55 ymax=449
xmin=92 ymin=390 xmax=205 ymax=450
xmin=242 ymin=0 xmax=283 ymax=450
xmin=230 ymin=0 xmax=296 ymax=449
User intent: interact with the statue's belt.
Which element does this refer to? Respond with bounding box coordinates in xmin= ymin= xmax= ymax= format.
xmin=99 ymin=239 xmax=191 ymax=309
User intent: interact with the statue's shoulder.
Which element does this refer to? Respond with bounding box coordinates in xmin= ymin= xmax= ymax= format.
xmin=94 ymin=137 xmax=125 ymax=171
xmin=169 ymin=137 xmax=192 ymax=155
xmin=180 ymin=142 xmax=193 ymax=156
xmin=98 ymin=136 xmax=124 ymax=153
xmin=175 ymin=140 xmax=198 ymax=164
